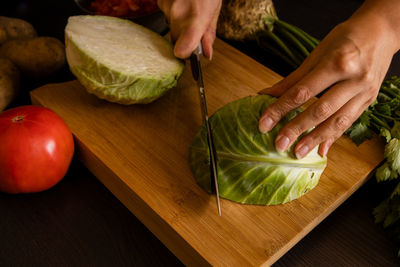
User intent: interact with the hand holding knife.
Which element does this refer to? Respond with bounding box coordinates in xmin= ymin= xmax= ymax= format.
xmin=190 ymin=43 xmax=222 ymax=216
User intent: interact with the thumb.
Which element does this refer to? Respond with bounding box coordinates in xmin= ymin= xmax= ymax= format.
xmin=174 ymin=23 xmax=204 ymax=58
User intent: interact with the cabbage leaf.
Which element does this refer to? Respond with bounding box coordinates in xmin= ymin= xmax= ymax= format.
xmin=189 ymin=95 xmax=327 ymax=205
xmin=65 ymin=16 xmax=184 ymax=104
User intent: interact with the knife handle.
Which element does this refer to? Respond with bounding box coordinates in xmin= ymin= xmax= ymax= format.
xmin=190 ymin=43 xmax=203 ymax=82
xmin=193 ymin=43 xmax=203 ymax=56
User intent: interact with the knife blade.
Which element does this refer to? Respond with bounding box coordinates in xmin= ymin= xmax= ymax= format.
xmin=190 ymin=43 xmax=222 ymax=216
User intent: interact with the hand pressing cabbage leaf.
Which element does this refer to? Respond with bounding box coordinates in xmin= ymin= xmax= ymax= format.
xmin=189 ymin=95 xmax=327 ymax=205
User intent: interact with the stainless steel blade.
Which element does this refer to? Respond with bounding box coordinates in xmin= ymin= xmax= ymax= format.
xmin=190 ymin=43 xmax=221 ymax=216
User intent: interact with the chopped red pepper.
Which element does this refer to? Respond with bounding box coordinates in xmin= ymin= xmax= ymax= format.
xmin=90 ymin=0 xmax=159 ymax=18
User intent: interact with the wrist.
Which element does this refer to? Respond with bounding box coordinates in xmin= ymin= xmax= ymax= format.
xmin=348 ymin=0 xmax=400 ymax=54
xmin=342 ymin=13 xmax=400 ymax=56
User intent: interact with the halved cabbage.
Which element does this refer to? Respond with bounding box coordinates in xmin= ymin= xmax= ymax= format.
xmin=189 ymin=95 xmax=327 ymax=205
xmin=65 ymin=15 xmax=184 ymax=104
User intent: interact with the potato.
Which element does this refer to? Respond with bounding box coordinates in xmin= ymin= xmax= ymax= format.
xmin=0 ymin=58 xmax=20 ymax=111
xmin=0 ymin=26 xmax=8 ymax=45
xmin=0 ymin=37 xmax=66 ymax=77
xmin=0 ymin=16 xmax=37 ymax=42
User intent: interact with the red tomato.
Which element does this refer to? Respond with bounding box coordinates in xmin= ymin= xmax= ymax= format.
xmin=0 ymin=106 xmax=74 ymax=194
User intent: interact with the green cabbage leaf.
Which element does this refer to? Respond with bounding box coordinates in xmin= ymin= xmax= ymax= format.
xmin=65 ymin=15 xmax=184 ymax=104
xmin=189 ymin=95 xmax=327 ymax=205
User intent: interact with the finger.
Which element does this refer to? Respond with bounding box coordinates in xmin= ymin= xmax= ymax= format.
xmin=201 ymin=28 xmax=216 ymax=60
xmin=157 ymin=0 xmax=172 ymax=30
xmin=201 ymin=6 xmax=220 ymax=60
xmin=259 ymin=67 xmax=310 ymax=97
xmin=293 ymin=96 xmax=369 ymax=159
xmin=173 ymin=20 xmax=204 ymax=58
xmin=274 ymin=80 xmax=359 ymax=152
xmin=173 ymin=4 xmax=217 ymax=59
xmin=166 ymin=1 xmax=200 ymax=57
xmin=259 ymin=61 xmax=344 ymax=134
xmin=157 ymin=0 xmax=170 ymax=16
xmin=259 ymin=45 xmax=321 ymax=96
xmin=318 ymin=139 xmax=334 ymax=158
xmin=202 ymin=1 xmax=222 ymax=60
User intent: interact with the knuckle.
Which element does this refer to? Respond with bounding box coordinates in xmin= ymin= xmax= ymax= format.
xmin=191 ymin=9 xmax=201 ymax=18
xmin=365 ymin=94 xmax=377 ymax=106
xmin=333 ymin=114 xmax=351 ymax=132
xmin=363 ymin=85 xmax=379 ymax=105
xmin=331 ymin=41 xmax=361 ymax=75
xmin=302 ymin=130 xmax=324 ymax=146
xmin=282 ymin=124 xmax=304 ymax=139
xmin=312 ymin=101 xmax=332 ymax=121
xmin=207 ymin=26 xmax=217 ymax=36
xmin=357 ymin=73 xmax=380 ymax=105
xmin=358 ymin=70 xmax=375 ymax=85
xmin=291 ymin=86 xmax=310 ymax=105
xmin=268 ymin=99 xmax=294 ymax=121
xmin=333 ymin=55 xmax=358 ymax=75
xmin=263 ymin=107 xmax=283 ymax=123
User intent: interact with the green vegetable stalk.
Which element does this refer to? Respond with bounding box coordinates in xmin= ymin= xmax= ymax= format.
xmin=217 ymin=0 xmax=319 ymax=69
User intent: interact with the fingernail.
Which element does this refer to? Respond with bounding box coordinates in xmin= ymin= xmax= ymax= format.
xmin=321 ymin=140 xmax=333 ymax=157
xmin=276 ymin=135 xmax=290 ymax=152
xmin=261 ymin=87 xmax=272 ymax=94
xmin=259 ymin=117 xmax=274 ymax=133
xmin=208 ymin=50 xmax=213 ymax=61
xmin=259 ymin=87 xmax=272 ymax=95
xmin=321 ymin=148 xmax=328 ymax=157
xmin=174 ymin=49 xmax=185 ymax=59
xmin=295 ymin=144 xmax=309 ymax=159
xmin=174 ymin=43 xmax=189 ymax=59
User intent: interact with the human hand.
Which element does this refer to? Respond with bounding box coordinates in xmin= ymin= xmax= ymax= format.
xmin=258 ymin=15 xmax=399 ymax=159
xmin=157 ymin=0 xmax=222 ymax=59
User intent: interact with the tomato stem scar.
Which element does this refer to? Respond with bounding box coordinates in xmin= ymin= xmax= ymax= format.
xmin=12 ymin=115 xmax=25 ymax=123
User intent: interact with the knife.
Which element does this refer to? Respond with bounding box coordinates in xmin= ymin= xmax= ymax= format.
xmin=190 ymin=43 xmax=222 ymax=216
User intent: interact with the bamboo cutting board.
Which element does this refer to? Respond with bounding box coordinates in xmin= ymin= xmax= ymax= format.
xmin=31 ymin=38 xmax=384 ymax=266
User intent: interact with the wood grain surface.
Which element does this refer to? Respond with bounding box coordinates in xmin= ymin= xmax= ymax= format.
xmin=30 ymin=38 xmax=384 ymax=266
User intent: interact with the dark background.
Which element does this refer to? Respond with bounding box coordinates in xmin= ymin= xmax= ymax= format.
xmin=1 ymin=0 xmax=399 ymax=266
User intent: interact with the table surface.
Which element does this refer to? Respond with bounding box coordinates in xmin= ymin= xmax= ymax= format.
xmin=1 ymin=1 xmax=399 ymax=266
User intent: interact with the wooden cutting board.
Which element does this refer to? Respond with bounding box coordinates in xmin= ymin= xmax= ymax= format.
xmin=31 ymin=38 xmax=384 ymax=266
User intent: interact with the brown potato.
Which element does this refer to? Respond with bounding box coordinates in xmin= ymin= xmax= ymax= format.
xmin=0 ymin=57 xmax=20 ymax=111
xmin=0 ymin=16 xmax=37 ymax=42
xmin=0 ymin=37 xmax=66 ymax=77
xmin=0 ymin=26 xmax=8 ymax=45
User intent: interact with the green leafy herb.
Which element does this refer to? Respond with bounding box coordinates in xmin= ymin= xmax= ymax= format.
xmin=345 ymin=110 xmax=374 ymax=146
xmin=373 ymin=194 xmax=400 ymax=254
xmin=345 ymin=76 xmax=400 ymax=256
